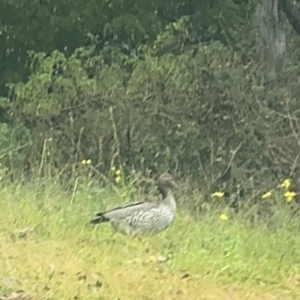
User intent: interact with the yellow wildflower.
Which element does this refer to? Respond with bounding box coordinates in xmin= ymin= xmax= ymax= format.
xmin=115 ymin=169 xmax=121 ymax=176
xmin=262 ymin=191 xmax=272 ymax=199
xmin=81 ymin=159 xmax=91 ymax=165
xmin=212 ymin=192 xmax=224 ymax=198
xmin=284 ymin=191 xmax=296 ymax=203
xmin=111 ymin=166 xmax=116 ymax=172
xmin=279 ymin=179 xmax=291 ymax=190
xmin=219 ymin=214 xmax=229 ymax=221
xmin=115 ymin=176 xmax=121 ymax=184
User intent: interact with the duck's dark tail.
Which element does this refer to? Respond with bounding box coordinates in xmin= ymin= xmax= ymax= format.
xmin=89 ymin=212 xmax=110 ymax=225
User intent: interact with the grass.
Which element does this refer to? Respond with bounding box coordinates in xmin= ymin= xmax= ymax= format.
xmin=0 ymin=177 xmax=300 ymax=300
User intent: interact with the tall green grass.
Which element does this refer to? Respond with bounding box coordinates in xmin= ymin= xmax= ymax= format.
xmin=0 ymin=176 xmax=299 ymax=299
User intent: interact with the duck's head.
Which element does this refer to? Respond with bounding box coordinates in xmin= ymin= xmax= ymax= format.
xmin=157 ymin=173 xmax=177 ymax=190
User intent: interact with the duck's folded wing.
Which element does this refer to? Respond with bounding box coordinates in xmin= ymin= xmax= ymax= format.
xmin=92 ymin=201 xmax=157 ymax=223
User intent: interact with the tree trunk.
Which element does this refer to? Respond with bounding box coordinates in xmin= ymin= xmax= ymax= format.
xmin=257 ymin=0 xmax=286 ymax=72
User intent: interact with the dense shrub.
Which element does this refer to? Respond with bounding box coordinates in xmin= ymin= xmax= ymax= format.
xmin=1 ymin=35 xmax=299 ymax=199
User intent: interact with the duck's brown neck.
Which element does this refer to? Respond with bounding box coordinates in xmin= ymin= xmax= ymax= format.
xmin=158 ymin=186 xmax=171 ymax=199
xmin=158 ymin=186 xmax=176 ymax=212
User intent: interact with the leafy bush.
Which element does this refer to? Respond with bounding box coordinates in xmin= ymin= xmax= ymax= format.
xmin=1 ymin=18 xmax=300 ymax=200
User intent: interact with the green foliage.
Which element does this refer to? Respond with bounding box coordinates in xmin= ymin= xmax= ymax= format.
xmin=1 ymin=0 xmax=300 ymax=199
xmin=1 ymin=31 xmax=300 ymax=197
xmin=0 ymin=0 xmax=253 ymax=94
